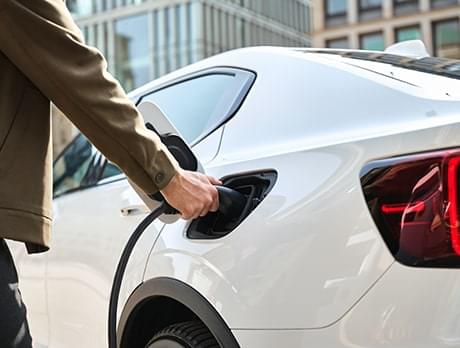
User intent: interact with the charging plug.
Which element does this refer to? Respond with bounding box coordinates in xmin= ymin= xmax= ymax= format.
xmin=216 ymin=186 xmax=247 ymax=220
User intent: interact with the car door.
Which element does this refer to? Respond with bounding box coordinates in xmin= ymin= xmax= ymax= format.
xmin=46 ymin=67 xmax=255 ymax=348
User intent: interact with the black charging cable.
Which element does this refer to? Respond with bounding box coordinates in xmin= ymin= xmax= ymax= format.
xmin=108 ymin=186 xmax=247 ymax=348
xmin=108 ymin=201 xmax=173 ymax=348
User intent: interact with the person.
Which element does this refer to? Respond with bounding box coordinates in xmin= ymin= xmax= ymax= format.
xmin=0 ymin=1 xmax=221 ymax=347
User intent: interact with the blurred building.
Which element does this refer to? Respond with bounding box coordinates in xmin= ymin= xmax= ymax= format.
xmin=312 ymin=0 xmax=460 ymax=58
xmin=67 ymin=0 xmax=312 ymax=91
xmin=53 ymin=0 xmax=312 ymax=156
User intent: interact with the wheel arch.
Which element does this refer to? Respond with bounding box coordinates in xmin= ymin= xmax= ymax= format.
xmin=118 ymin=277 xmax=240 ymax=348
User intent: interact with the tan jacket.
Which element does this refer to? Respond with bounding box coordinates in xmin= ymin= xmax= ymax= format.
xmin=0 ymin=0 xmax=179 ymax=253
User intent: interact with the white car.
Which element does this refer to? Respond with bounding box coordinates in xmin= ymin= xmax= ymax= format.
xmin=10 ymin=42 xmax=460 ymax=348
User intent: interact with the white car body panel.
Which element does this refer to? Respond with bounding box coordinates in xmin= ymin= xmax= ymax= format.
xmin=8 ymin=46 xmax=460 ymax=347
xmin=143 ymin=123 xmax=460 ymax=331
xmin=233 ymin=262 xmax=460 ymax=347
xmin=45 ymin=180 xmax=154 ymax=348
xmin=144 ymin=147 xmax=395 ymax=329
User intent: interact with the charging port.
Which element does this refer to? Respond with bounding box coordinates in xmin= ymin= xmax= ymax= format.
xmin=187 ymin=170 xmax=277 ymax=239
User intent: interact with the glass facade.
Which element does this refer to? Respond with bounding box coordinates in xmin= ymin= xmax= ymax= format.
xmin=71 ymin=0 xmax=312 ymax=91
xmin=360 ymin=31 xmax=385 ymax=51
xmin=114 ymin=14 xmax=149 ymax=91
xmin=395 ymin=25 xmax=421 ymax=42
xmin=228 ymin=0 xmax=311 ymax=34
xmin=433 ymin=19 xmax=460 ymax=59
xmin=69 ymin=0 xmax=145 ymax=17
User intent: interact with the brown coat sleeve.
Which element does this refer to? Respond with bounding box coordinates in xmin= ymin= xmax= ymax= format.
xmin=0 ymin=0 xmax=179 ymax=194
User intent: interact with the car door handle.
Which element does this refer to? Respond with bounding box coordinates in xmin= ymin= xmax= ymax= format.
xmin=120 ymin=204 xmax=150 ymax=217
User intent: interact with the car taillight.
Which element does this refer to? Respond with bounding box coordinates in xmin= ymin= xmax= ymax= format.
xmin=361 ymin=149 xmax=460 ymax=267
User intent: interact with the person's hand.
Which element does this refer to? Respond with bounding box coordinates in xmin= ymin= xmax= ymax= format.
xmin=160 ymin=168 xmax=222 ymax=220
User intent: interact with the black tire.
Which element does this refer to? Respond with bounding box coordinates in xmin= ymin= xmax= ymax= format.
xmin=146 ymin=321 xmax=220 ymax=348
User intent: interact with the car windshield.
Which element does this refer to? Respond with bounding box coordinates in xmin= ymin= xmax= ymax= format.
xmin=306 ymin=49 xmax=460 ymax=80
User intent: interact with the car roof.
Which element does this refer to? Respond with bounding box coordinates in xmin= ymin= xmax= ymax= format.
xmin=298 ymin=48 xmax=460 ymax=80
xmin=129 ymin=46 xmax=460 ymax=101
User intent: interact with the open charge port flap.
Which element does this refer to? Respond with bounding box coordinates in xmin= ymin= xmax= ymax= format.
xmin=186 ymin=171 xmax=277 ymax=239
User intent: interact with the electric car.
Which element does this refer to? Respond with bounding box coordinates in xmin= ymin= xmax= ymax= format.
xmin=10 ymin=41 xmax=460 ymax=347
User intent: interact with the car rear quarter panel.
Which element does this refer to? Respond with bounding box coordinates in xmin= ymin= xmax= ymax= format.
xmin=144 ymin=143 xmax=394 ymax=329
xmin=231 ymin=260 xmax=460 ymax=347
xmin=144 ymin=49 xmax=460 ymax=330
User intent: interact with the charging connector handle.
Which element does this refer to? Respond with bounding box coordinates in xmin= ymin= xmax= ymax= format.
xmin=216 ymin=186 xmax=247 ymax=220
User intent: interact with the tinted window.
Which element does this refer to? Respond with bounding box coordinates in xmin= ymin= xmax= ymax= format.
xmin=100 ymin=161 xmax=122 ymax=180
xmin=53 ymin=134 xmax=98 ymax=197
xmin=142 ymin=71 xmax=254 ymax=144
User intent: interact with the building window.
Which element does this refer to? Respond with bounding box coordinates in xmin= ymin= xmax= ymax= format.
xmin=395 ymin=25 xmax=421 ymax=43
xmin=431 ymin=0 xmax=458 ymax=8
xmin=114 ymin=13 xmax=150 ymax=91
xmin=167 ymin=6 xmax=176 ymax=72
xmin=393 ymin=0 xmax=419 ymax=16
xmin=433 ymin=19 xmax=460 ymax=59
xmin=359 ymin=0 xmax=382 ymax=21
xmin=360 ymin=31 xmax=385 ymax=51
xmin=324 ymin=0 xmax=347 ymax=27
xmin=186 ymin=2 xmax=193 ymax=64
xmin=67 ymin=0 xmax=94 ymax=17
xmin=174 ymin=5 xmax=182 ymax=69
xmin=305 ymin=5 xmax=312 ymax=35
xmin=153 ymin=10 xmax=160 ymax=78
xmin=326 ymin=37 xmax=349 ymax=48
xmin=92 ymin=24 xmax=98 ymax=47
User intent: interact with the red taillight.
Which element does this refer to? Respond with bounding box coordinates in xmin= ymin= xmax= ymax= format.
xmin=381 ymin=201 xmax=426 ymax=214
xmin=361 ymin=150 xmax=460 ymax=267
xmin=447 ymin=157 xmax=460 ymax=255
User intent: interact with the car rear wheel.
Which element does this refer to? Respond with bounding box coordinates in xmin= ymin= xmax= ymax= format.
xmin=146 ymin=321 xmax=219 ymax=348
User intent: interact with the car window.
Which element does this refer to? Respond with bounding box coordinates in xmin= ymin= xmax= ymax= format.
xmin=96 ymin=68 xmax=255 ymax=184
xmin=100 ymin=161 xmax=122 ymax=180
xmin=141 ymin=69 xmax=255 ymax=144
xmin=53 ymin=134 xmax=98 ymax=197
